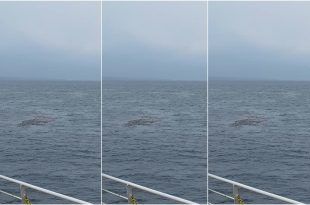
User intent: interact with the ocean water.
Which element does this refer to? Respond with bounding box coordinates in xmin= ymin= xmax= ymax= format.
xmin=102 ymin=80 xmax=207 ymax=204
xmin=0 ymin=80 xmax=100 ymax=204
xmin=209 ymin=81 xmax=310 ymax=203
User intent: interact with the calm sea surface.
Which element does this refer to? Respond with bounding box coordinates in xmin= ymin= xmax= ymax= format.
xmin=2 ymin=80 xmax=307 ymax=203
xmin=102 ymin=80 xmax=207 ymax=204
xmin=0 ymin=80 xmax=100 ymax=203
xmin=209 ymin=81 xmax=310 ymax=203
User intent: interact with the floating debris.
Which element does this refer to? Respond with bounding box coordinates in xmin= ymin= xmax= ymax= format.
xmin=231 ymin=116 xmax=266 ymax=127
xmin=125 ymin=116 xmax=159 ymax=127
xmin=18 ymin=116 xmax=55 ymax=127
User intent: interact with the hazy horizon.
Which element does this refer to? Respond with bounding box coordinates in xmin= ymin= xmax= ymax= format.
xmin=3 ymin=74 xmax=310 ymax=82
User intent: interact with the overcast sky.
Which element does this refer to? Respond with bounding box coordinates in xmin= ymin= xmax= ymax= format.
xmin=210 ymin=2 xmax=310 ymax=81
xmin=103 ymin=2 xmax=206 ymax=81
xmin=2 ymin=2 xmax=309 ymax=81
xmin=0 ymin=2 xmax=100 ymax=81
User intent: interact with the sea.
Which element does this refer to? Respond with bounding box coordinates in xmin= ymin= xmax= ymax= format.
xmin=2 ymin=79 xmax=307 ymax=204
xmin=102 ymin=80 xmax=207 ymax=204
xmin=209 ymin=80 xmax=310 ymax=203
xmin=0 ymin=80 xmax=101 ymax=204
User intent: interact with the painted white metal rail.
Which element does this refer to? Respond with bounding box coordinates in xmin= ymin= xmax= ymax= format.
xmin=0 ymin=175 xmax=91 ymax=204
xmin=102 ymin=173 xmax=199 ymax=204
xmin=208 ymin=173 xmax=305 ymax=204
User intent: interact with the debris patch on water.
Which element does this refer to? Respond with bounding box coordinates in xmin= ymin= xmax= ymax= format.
xmin=125 ymin=116 xmax=159 ymax=127
xmin=231 ymin=116 xmax=266 ymax=127
xmin=18 ymin=116 xmax=55 ymax=127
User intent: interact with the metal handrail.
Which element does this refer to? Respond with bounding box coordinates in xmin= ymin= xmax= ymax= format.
xmin=208 ymin=173 xmax=305 ymax=204
xmin=102 ymin=173 xmax=199 ymax=204
xmin=0 ymin=175 xmax=91 ymax=204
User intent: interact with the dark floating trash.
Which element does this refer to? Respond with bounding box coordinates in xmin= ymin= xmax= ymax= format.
xmin=18 ymin=116 xmax=55 ymax=127
xmin=125 ymin=116 xmax=159 ymax=127
xmin=231 ymin=116 xmax=266 ymax=127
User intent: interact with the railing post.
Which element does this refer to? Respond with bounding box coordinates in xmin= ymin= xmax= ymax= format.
xmin=20 ymin=185 xmax=31 ymax=204
xmin=126 ymin=185 xmax=137 ymax=204
xmin=233 ymin=185 xmax=244 ymax=204
xmin=233 ymin=185 xmax=239 ymax=204
xmin=126 ymin=185 xmax=133 ymax=203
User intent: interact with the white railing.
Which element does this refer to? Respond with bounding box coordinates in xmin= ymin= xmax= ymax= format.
xmin=102 ymin=173 xmax=199 ymax=204
xmin=208 ymin=173 xmax=305 ymax=204
xmin=0 ymin=175 xmax=91 ymax=204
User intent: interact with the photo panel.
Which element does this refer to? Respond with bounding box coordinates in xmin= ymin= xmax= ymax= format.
xmin=102 ymin=1 xmax=207 ymax=204
xmin=208 ymin=1 xmax=310 ymax=204
xmin=0 ymin=2 xmax=101 ymax=204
